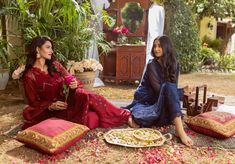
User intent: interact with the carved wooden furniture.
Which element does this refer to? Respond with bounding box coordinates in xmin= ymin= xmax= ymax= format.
xmin=101 ymin=0 xmax=150 ymax=83
xmin=116 ymin=45 xmax=146 ymax=83
xmin=184 ymin=85 xmax=216 ymax=116
xmin=207 ymin=95 xmax=225 ymax=107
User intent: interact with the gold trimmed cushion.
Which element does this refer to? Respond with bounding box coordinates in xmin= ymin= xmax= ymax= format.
xmin=185 ymin=111 xmax=235 ymax=139
xmin=16 ymin=118 xmax=89 ymax=155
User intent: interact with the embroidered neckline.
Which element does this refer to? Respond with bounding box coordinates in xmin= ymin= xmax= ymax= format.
xmin=32 ymin=67 xmax=49 ymax=75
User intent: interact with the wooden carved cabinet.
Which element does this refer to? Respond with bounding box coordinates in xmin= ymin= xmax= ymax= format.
xmin=116 ymin=45 xmax=145 ymax=83
xmin=101 ymin=0 xmax=150 ymax=84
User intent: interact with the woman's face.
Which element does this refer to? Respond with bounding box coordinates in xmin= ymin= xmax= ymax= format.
xmin=37 ymin=41 xmax=53 ymax=60
xmin=153 ymin=40 xmax=163 ymax=58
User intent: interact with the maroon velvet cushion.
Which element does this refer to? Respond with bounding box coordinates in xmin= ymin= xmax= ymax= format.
xmin=185 ymin=111 xmax=235 ymax=139
xmin=16 ymin=118 xmax=89 ymax=155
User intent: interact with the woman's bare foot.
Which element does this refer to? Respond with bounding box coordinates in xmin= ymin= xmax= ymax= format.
xmin=173 ymin=117 xmax=194 ymax=147
xmin=178 ymin=132 xmax=194 ymax=147
xmin=128 ymin=116 xmax=140 ymax=128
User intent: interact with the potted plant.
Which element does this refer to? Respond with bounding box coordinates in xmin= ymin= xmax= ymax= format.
xmin=66 ymin=59 xmax=103 ymax=89
xmin=7 ymin=0 xmax=112 ymax=90
xmin=8 ymin=0 xmax=112 ymax=62
xmin=0 ymin=39 xmax=10 ymax=90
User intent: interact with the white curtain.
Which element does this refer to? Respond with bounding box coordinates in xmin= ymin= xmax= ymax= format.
xmin=226 ymin=33 xmax=235 ymax=54
xmin=88 ymin=0 xmax=110 ymax=87
xmin=146 ymin=3 xmax=165 ymax=64
xmin=139 ymin=3 xmax=165 ymax=83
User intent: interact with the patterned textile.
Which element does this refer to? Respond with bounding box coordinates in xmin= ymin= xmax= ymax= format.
xmin=16 ymin=118 xmax=89 ymax=155
xmin=185 ymin=111 xmax=235 ymax=139
xmin=22 ymin=61 xmax=130 ymax=129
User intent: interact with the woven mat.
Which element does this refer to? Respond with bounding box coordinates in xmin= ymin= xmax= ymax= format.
xmin=165 ymin=124 xmax=235 ymax=149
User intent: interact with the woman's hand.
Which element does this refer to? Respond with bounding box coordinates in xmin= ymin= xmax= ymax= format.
xmin=49 ymin=101 xmax=67 ymax=110
xmin=69 ymin=79 xmax=78 ymax=89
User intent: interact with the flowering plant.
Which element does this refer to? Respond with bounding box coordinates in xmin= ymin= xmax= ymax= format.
xmin=112 ymin=26 xmax=129 ymax=35
xmin=112 ymin=26 xmax=129 ymax=44
xmin=12 ymin=65 xmax=25 ymax=80
xmin=66 ymin=58 xmax=103 ymax=75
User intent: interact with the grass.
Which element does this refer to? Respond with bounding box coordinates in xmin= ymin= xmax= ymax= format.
xmin=93 ymin=72 xmax=235 ymax=101
xmin=179 ymin=72 xmax=235 ymax=96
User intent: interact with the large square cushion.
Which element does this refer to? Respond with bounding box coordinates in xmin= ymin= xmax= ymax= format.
xmin=16 ymin=118 xmax=89 ymax=155
xmin=185 ymin=111 xmax=235 ymax=139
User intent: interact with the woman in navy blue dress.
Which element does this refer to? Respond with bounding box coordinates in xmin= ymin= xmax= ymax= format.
xmin=124 ymin=35 xmax=193 ymax=146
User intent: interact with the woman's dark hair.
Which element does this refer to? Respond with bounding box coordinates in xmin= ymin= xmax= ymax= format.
xmin=151 ymin=35 xmax=178 ymax=83
xmin=23 ymin=36 xmax=56 ymax=77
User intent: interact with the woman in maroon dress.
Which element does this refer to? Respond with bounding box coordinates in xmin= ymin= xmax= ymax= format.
xmin=22 ymin=36 xmax=138 ymax=129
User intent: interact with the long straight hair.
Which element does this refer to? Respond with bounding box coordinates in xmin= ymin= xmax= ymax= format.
xmin=151 ymin=35 xmax=178 ymax=83
xmin=23 ymin=36 xmax=56 ymax=77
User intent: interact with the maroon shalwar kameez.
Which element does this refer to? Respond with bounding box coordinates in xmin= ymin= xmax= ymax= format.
xmin=22 ymin=61 xmax=130 ymax=129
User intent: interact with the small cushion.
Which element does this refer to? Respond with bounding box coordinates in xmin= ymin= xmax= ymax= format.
xmin=16 ymin=118 xmax=89 ymax=155
xmin=185 ymin=111 xmax=235 ymax=139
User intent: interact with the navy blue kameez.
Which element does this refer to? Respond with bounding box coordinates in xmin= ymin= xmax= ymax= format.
xmin=123 ymin=59 xmax=183 ymax=127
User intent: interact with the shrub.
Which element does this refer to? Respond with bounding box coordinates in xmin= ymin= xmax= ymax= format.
xmin=199 ymin=47 xmax=220 ymax=66
xmin=202 ymin=36 xmax=223 ymax=52
xmin=218 ymin=54 xmax=235 ymax=71
xmin=164 ymin=0 xmax=201 ymax=73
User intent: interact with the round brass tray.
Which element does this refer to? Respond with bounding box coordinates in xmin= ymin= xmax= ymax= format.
xmin=104 ymin=128 xmax=172 ymax=148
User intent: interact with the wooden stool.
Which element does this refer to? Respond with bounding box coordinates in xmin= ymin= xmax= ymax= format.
xmin=183 ymin=85 xmax=215 ymax=116
xmin=207 ymin=95 xmax=225 ymax=107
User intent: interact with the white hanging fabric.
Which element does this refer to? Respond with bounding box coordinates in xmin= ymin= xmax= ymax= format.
xmin=226 ymin=33 xmax=235 ymax=54
xmin=145 ymin=3 xmax=165 ymax=64
xmin=88 ymin=0 xmax=110 ymax=87
xmin=90 ymin=0 xmax=110 ymax=30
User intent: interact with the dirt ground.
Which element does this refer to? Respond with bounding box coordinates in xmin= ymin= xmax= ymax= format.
xmin=94 ymin=72 xmax=235 ymax=104
xmin=0 ymin=72 xmax=235 ymax=163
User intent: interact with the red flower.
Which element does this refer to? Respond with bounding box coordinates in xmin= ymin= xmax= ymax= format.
xmin=112 ymin=28 xmax=119 ymax=33
xmin=112 ymin=26 xmax=129 ymax=35
xmin=64 ymin=75 xmax=75 ymax=85
xmin=121 ymin=27 xmax=129 ymax=34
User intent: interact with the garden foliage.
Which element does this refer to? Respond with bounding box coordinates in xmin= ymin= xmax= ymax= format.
xmin=164 ymin=0 xmax=201 ymax=73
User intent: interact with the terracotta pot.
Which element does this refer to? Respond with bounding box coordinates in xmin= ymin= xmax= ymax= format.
xmin=0 ymin=69 xmax=9 ymax=90
xmin=75 ymin=71 xmax=96 ymax=90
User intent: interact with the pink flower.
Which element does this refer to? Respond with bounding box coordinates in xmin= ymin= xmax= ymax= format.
xmin=121 ymin=27 xmax=129 ymax=34
xmin=12 ymin=65 xmax=25 ymax=80
xmin=112 ymin=26 xmax=129 ymax=35
xmin=112 ymin=28 xmax=119 ymax=33
xmin=64 ymin=75 xmax=75 ymax=85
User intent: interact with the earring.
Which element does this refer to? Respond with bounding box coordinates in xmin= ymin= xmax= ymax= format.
xmin=36 ymin=53 xmax=41 ymax=58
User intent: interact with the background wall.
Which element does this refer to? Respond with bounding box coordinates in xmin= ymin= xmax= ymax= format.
xmin=199 ymin=17 xmax=217 ymax=40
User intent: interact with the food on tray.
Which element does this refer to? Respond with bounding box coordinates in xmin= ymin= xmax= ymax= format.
xmin=104 ymin=128 xmax=169 ymax=148
xmin=133 ymin=128 xmax=162 ymax=141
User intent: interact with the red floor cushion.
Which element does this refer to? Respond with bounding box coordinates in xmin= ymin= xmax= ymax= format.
xmin=185 ymin=111 xmax=235 ymax=139
xmin=16 ymin=118 xmax=89 ymax=155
